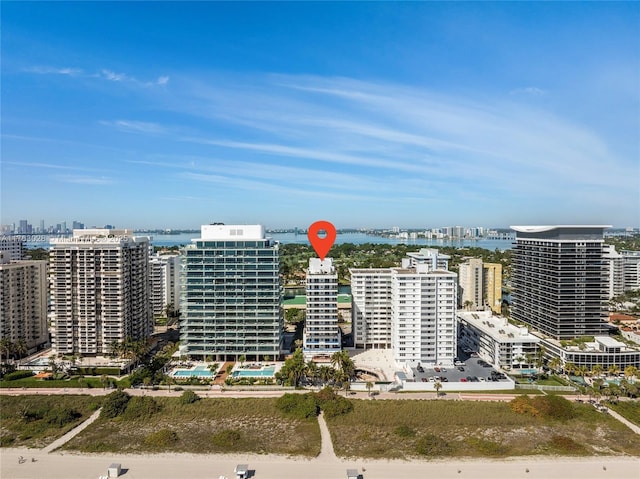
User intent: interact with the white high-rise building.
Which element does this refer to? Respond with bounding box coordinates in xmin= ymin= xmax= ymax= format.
xmin=149 ymin=253 xmax=181 ymax=316
xmin=350 ymin=248 xmax=457 ymax=366
xmin=0 ymin=252 xmax=49 ymax=355
xmin=458 ymin=258 xmax=484 ymax=310
xmin=622 ymin=250 xmax=640 ymax=292
xmin=391 ymin=264 xmax=457 ymax=366
xmin=304 ymin=258 xmax=340 ymax=359
xmin=0 ymin=236 xmax=24 ymax=261
xmin=404 ymin=248 xmax=449 ymax=270
xmin=350 ymin=268 xmax=392 ymax=349
xmin=604 ymin=244 xmax=625 ymax=298
xmin=49 ymin=229 xmax=153 ymax=356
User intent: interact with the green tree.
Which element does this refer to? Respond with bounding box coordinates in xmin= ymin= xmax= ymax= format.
xmin=13 ymin=339 xmax=28 ymax=360
xmin=548 ymin=357 xmax=562 ymax=374
xmin=0 ymin=338 xmax=13 ymax=365
xmin=535 ymin=345 xmax=547 ymax=368
xmin=434 ymin=380 xmax=443 ymax=397
xmin=366 ymin=381 xmax=374 ymax=397
xmin=591 ymin=364 xmax=604 ymax=378
xmin=285 ymin=308 xmax=306 ymax=324
xmin=275 ymin=348 xmax=307 ymax=387
xmin=608 ymin=364 xmax=621 ymax=377
xmin=624 ymin=365 xmax=637 ymax=382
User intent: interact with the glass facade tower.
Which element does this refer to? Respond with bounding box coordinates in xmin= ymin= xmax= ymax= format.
xmin=511 ymin=225 xmax=609 ymax=340
xmin=179 ymin=225 xmax=283 ymax=361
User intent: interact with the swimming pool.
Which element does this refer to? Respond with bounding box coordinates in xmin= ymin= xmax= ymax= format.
xmin=172 ymin=365 xmax=214 ymax=378
xmin=232 ymin=366 xmax=276 ymax=378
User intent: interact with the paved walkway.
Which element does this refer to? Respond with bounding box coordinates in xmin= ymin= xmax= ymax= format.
xmin=315 ymin=411 xmax=338 ymax=463
xmin=42 ymin=408 xmax=102 ymax=453
xmin=605 ymin=406 xmax=640 ymax=435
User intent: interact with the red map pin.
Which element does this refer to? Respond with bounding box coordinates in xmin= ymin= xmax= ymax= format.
xmin=307 ymin=220 xmax=336 ymax=260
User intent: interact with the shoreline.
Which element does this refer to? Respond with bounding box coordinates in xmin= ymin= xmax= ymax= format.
xmin=2 ymin=448 xmax=638 ymax=479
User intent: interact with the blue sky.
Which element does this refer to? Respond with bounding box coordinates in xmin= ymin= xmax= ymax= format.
xmin=2 ymin=2 xmax=638 ymax=230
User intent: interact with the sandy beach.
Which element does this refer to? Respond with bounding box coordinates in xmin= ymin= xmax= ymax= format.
xmin=1 ymin=448 xmax=638 ymax=479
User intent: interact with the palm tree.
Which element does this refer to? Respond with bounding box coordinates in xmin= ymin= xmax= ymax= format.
xmin=591 ymin=364 xmax=604 ymax=378
xmin=535 ymin=345 xmax=547 ymax=369
xmin=463 ymin=300 xmax=474 ymax=311
xmin=319 ymin=366 xmax=333 ymax=386
xmin=577 ymin=365 xmax=589 ymax=385
xmin=14 ymin=339 xmax=28 ymax=361
xmin=434 ymin=380 xmax=443 ymax=397
xmin=608 ymin=364 xmax=621 ymax=378
xmin=624 ymin=365 xmax=637 ymax=383
xmin=48 ymin=354 xmax=59 ymax=374
xmin=108 ymin=340 xmax=123 ymax=359
xmin=548 ymin=357 xmax=562 ymax=375
xmin=331 ymin=351 xmax=355 ymax=379
xmin=564 ymin=362 xmax=577 ymax=377
xmin=163 ymin=375 xmax=175 ymax=391
xmin=366 ymin=381 xmax=374 ymax=397
xmin=0 ymin=339 xmax=14 ymax=365
xmin=524 ymin=353 xmax=535 ymax=369
xmin=306 ymin=361 xmax=318 ymax=386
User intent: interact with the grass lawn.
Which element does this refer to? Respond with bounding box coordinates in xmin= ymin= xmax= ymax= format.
xmin=608 ymin=401 xmax=640 ymax=427
xmin=0 ymin=395 xmax=102 ymax=448
xmin=325 ymin=398 xmax=640 ymax=459
xmin=61 ymin=396 xmax=321 ymax=456
xmin=1 ymin=377 xmax=113 ymax=389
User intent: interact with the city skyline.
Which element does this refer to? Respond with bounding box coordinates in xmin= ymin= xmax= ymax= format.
xmin=2 ymin=3 xmax=638 ymax=229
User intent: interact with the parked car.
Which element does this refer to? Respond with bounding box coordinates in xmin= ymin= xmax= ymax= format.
xmin=434 ymin=367 xmax=441 ymax=372
xmin=458 ymin=366 xmax=465 ymax=371
xmin=460 ymin=377 xmax=468 ymax=382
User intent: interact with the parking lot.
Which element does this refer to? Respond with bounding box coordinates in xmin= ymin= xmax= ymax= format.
xmin=412 ymin=352 xmax=510 ymax=385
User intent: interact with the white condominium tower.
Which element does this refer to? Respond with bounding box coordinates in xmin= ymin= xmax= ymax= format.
xmin=49 ymin=229 xmax=153 ymax=356
xmin=350 ymin=268 xmax=392 ymax=349
xmin=149 ymin=253 xmax=181 ymax=317
xmin=179 ymin=224 xmax=282 ymax=361
xmin=391 ymin=264 xmax=457 ymax=366
xmin=304 ymin=258 xmax=340 ymax=359
xmin=604 ymin=245 xmax=640 ymax=298
xmin=0 ymin=252 xmax=49 ymax=354
xmin=511 ymin=225 xmax=609 ymax=340
xmin=351 ymin=248 xmax=457 ymax=366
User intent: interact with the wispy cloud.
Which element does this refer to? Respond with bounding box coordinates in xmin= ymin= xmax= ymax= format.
xmin=26 ymin=65 xmax=168 ymax=88
xmin=25 ymin=66 xmax=83 ymax=76
xmin=510 ymin=86 xmax=546 ymax=96
xmin=54 ymin=175 xmax=113 ymax=185
xmin=5 ymin=161 xmax=80 ymax=170
xmin=157 ymin=74 xmax=633 ymax=203
xmin=100 ymin=120 xmax=166 ymax=134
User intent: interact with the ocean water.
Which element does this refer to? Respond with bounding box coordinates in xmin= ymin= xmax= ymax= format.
xmin=25 ymin=232 xmax=513 ymax=251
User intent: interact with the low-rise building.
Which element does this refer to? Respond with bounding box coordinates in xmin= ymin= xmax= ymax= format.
xmin=541 ymin=335 xmax=640 ymax=371
xmin=457 ymin=310 xmax=540 ymax=370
